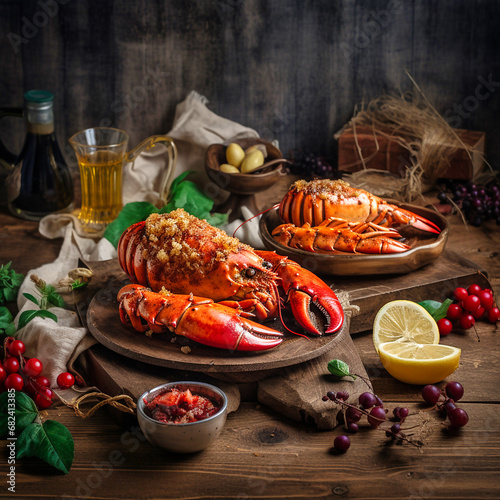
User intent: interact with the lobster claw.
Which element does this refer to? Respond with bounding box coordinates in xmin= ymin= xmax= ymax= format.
xmin=177 ymin=302 xmax=283 ymax=351
xmin=256 ymin=251 xmax=344 ymax=336
xmin=118 ymin=284 xmax=283 ymax=352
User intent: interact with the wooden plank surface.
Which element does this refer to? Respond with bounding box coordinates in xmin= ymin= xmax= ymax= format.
xmin=1 ymin=192 xmax=500 ymax=499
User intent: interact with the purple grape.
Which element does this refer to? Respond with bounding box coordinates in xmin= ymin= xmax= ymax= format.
xmin=368 ymin=406 xmax=386 ymax=428
xmin=333 ymin=434 xmax=351 ymax=453
xmin=445 ymin=381 xmax=464 ymax=401
xmin=374 ymin=395 xmax=384 ymax=407
xmin=443 ymin=399 xmax=457 ymax=414
xmin=359 ymin=392 xmax=376 ymax=409
xmin=345 ymin=406 xmax=362 ymax=423
xmin=347 ymin=423 xmax=358 ymax=434
xmin=422 ymin=385 xmax=441 ymax=405
xmin=448 ymin=408 xmax=469 ymax=428
xmin=393 ymin=406 xmax=409 ymax=421
xmin=327 ymin=391 xmax=336 ymax=401
xmin=336 ymin=390 xmax=349 ymax=402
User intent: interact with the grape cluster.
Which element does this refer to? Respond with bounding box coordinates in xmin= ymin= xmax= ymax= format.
xmin=437 ymin=179 xmax=500 ymax=227
xmin=421 ymin=381 xmax=469 ymax=428
xmin=323 ymin=390 xmax=411 ymax=453
xmin=1 ymin=337 xmax=75 ymax=409
xmin=438 ymin=283 xmax=500 ymax=336
xmin=291 ymin=152 xmax=336 ymax=179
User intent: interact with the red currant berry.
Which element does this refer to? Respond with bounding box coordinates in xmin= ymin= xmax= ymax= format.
xmin=8 ymin=339 xmax=26 ymax=357
xmin=472 ymin=306 xmax=485 ymax=320
xmin=0 ymin=365 xmax=6 ymax=384
xmin=446 ymin=303 xmax=462 ymax=320
xmin=3 ymin=357 xmax=20 ymax=374
xmin=35 ymin=376 xmax=51 ymax=388
xmin=478 ymin=290 xmax=494 ymax=310
xmin=467 ymin=284 xmax=482 ymax=296
xmin=56 ymin=372 xmax=75 ymax=389
xmin=23 ymin=378 xmax=37 ymax=396
xmin=4 ymin=373 xmax=23 ymax=391
xmin=24 ymin=358 xmax=43 ymax=378
xmin=4 ymin=336 xmax=15 ymax=350
xmin=34 ymin=388 xmax=53 ymax=410
xmin=454 ymin=287 xmax=469 ymax=302
xmin=487 ymin=307 xmax=500 ymax=323
xmin=459 ymin=313 xmax=475 ymax=330
xmin=463 ymin=294 xmax=481 ymax=312
xmin=437 ymin=318 xmax=453 ymax=336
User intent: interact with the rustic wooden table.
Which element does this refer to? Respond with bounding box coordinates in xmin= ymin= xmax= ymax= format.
xmin=1 ymin=181 xmax=499 ymax=500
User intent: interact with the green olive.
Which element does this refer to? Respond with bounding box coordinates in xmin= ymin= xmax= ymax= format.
xmin=220 ymin=163 xmax=240 ymax=174
xmin=241 ymin=150 xmax=265 ymax=174
xmin=226 ymin=143 xmax=245 ymax=168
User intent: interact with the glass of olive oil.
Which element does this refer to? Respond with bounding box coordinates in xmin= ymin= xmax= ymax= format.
xmin=69 ymin=127 xmax=177 ymax=234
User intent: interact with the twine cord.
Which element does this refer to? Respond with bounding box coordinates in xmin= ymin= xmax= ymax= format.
xmin=66 ymin=392 xmax=137 ymax=419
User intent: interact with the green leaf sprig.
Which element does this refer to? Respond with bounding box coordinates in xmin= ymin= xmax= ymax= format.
xmin=418 ymin=299 xmax=454 ymax=321
xmin=103 ymin=171 xmax=228 ymax=248
xmin=0 ymin=261 xmax=24 ymax=304
xmin=0 ymin=391 xmax=74 ymax=474
xmin=18 ymin=275 xmax=65 ymax=330
xmin=0 ymin=307 xmax=16 ymax=336
xmin=327 ymin=359 xmax=371 ymax=389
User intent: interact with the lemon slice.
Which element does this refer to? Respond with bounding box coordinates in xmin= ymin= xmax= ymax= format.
xmin=373 ymin=300 xmax=439 ymax=353
xmin=378 ymin=342 xmax=461 ymax=385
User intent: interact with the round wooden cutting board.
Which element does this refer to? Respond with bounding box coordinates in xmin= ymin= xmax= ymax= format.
xmin=86 ymin=287 xmax=349 ymax=375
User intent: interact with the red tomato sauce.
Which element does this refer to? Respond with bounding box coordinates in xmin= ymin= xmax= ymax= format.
xmin=144 ymin=387 xmax=220 ymax=424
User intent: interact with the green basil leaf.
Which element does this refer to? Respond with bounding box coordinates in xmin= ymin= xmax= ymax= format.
xmin=46 ymin=289 xmax=65 ymax=308
xmin=0 ymin=262 xmax=24 ymax=305
xmin=168 ymin=170 xmax=193 ymax=195
xmin=0 ymin=391 xmax=38 ymax=437
xmin=418 ymin=299 xmax=453 ymax=321
xmin=103 ymin=201 xmax=159 ymax=248
xmin=18 ymin=309 xmax=58 ymax=330
xmin=23 ymin=293 xmax=40 ymax=306
xmin=71 ymin=279 xmax=88 ymax=290
xmin=327 ymin=359 xmax=356 ymax=380
xmin=0 ymin=305 xmax=16 ymax=334
xmin=418 ymin=300 xmax=442 ymax=315
xmin=431 ymin=298 xmax=454 ymax=321
xmin=17 ymin=420 xmax=74 ymax=474
xmin=3 ymin=287 xmax=16 ymax=303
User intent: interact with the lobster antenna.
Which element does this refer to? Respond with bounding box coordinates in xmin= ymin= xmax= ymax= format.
xmin=232 ymin=204 xmax=280 ymax=238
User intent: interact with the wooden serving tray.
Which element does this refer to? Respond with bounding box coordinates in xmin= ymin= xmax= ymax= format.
xmin=259 ymin=203 xmax=449 ymax=276
xmin=87 ymin=285 xmax=348 ymax=376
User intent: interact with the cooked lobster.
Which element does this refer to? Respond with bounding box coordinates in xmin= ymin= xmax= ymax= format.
xmin=272 ymin=218 xmax=411 ymax=254
xmin=118 ymin=284 xmax=283 ymax=351
xmin=117 ymin=209 xmax=344 ymax=351
xmin=278 ymin=179 xmax=441 ymax=234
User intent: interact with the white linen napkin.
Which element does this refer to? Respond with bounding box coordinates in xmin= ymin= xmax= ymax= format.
xmin=16 ymin=91 xmax=266 ymax=387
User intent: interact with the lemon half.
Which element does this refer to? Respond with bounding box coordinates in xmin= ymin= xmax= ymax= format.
xmin=373 ymin=300 xmax=440 ymax=353
xmin=378 ymin=342 xmax=461 ymax=385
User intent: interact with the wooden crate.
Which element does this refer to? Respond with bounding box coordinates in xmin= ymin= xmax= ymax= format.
xmin=337 ymin=126 xmax=485 ymax=181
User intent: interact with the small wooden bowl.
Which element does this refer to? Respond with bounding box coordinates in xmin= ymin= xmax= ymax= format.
xmin=205 ymin=138 xmax=288 ymax=196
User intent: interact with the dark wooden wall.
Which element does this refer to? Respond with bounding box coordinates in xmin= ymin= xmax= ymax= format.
xmin=1 ymin=0 xmax=499 ymax=173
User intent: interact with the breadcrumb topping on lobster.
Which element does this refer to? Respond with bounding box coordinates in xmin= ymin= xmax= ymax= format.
xmin=144 ymin=209 xmax=252 ymax=276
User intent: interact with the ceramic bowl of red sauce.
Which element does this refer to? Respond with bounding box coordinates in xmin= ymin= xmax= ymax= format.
xmin=137 ymin=381 xmax=228 ymax=453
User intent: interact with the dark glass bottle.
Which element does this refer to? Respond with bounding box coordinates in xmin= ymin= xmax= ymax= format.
xmin=6 ymin=90 xmax=74 ymax=220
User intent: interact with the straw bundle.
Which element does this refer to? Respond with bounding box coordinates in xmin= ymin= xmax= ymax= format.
xmin=335 ymin=78 xmax=487 ymax=201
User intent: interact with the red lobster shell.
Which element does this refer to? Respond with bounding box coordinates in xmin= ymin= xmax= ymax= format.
xmin=117 ymin=209 xmax=344 ymax=350
xmin=278 ymin=179 xmax=440 ymax=234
